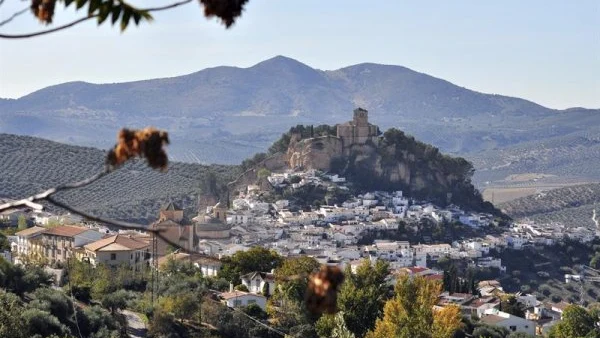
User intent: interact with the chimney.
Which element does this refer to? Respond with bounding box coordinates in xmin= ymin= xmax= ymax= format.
xmin=229 ymin=282 xmax=234 ymax=293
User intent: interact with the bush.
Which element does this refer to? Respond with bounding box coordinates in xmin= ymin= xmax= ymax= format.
xmin=235 ymin=284 xmax=249 ymax=292
xmin=21 ymin=308 xmax=69 ymax=338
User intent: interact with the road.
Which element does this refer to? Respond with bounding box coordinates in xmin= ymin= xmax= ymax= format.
xmin=122 ymin=309 xmax=147 ymax=338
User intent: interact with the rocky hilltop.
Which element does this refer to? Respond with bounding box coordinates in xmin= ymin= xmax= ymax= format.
xmin=239 ymin=109 xmax=500 ymax=215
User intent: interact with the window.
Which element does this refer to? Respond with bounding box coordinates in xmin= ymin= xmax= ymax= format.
xmin=247 ymin=299 xmax=256 ymax=305
xmin=509 ymin=326 xmax=517 ymax=332
xmin=110 ymin=253 xmax=116 ymax=260
xmin=233 ymin=300 xmax=242 ymax=307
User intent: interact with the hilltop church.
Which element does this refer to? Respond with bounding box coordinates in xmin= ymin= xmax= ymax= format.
xmin=336 ymin=107 xmax=380 ymax=148
xmin=286 ymin=108 xmax=381 ymax=170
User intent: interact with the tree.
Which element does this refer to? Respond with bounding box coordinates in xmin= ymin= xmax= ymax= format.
xmin=0 ymin=290 xmax=26 ymax=338
xmin=365 ymin=275 xmax=462 ymax=338
xmin=328 ymin=312 xmax=356 ymax=338
xmin=333 ymin=259 xmax=390 ymax=338
xmin=547 ymin=304 xmax=600 ymax=338
xmin=21 ymin=308 xmax=69 ymax=338
xmin=101 ymin=289 xmax=129 ymax=314
xmin=30 ymin=287 xmax=74 ymax=324
xmin=590 ymin=252 xmax=600 ymax=270
xmin=258 ymin=168 xmax=271 ymax=178
xmin=1 ymin=0 xmax=251 ymax=39
xmin=219 ymin=246 xmax=283 ymax=285
xmin=500 ymin=295 xmax=525 ymax=318
xmin=274 ymin=256 xmax=321 ymax=303
xmin=471 ymin=324 xmax=509 ymax=338
xmin=17 ymin=215 xmax=28 ymax=230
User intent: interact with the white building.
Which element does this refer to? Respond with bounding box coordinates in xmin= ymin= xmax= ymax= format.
xmin=220 ymin=290 xmax=267 ymax=310
xmin=14 ymin=226 xmax=47 ymax=259
xmin=241 ymin=271 xmax=276 ymax=296
xmin=480 ymin=309 xmax=535 ymax=336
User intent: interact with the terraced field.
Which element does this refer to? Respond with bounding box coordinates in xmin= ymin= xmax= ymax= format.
xmin=500 ymin=183 xmax=600 ymax=228
xmin=0 ymin=134 xmax=239 ymax=222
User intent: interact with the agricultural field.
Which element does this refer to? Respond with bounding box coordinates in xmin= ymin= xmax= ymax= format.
xmin=499 ymin=182 xmax=600 ymax=228
xmin=0 ymin=133 xmax=239 ymax=222
xmin=494 ymin=240 xmax=600 ymax=306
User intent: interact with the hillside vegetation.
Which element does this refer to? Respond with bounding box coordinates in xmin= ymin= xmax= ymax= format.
xmin=500 ymin=183 xmax=600 ymax=228
xmin=0 ymin=134 xmax=239 ymax=222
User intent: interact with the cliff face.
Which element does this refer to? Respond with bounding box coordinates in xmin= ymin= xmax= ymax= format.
xmin=283 ymin=127 xmax=499 ymax=214
xmin=286 ymin=135 xmax=343 ymax=170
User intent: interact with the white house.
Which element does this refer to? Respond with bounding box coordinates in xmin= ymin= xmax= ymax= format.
xmin=480 ymin=309 xmax=535 ymax=336
xmin=15 ymin=226 xmax=47 ymax=259
xmin=241 ymin=271 xmax=276 ymax=295
xmin=194 ymin=257 xmax=222 ymax=277
xmin=221 ymin=290 xmax=267 ymax=310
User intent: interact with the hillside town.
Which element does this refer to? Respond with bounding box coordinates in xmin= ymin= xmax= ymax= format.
xmin=1 ymin=166 xmax=599 ymax=337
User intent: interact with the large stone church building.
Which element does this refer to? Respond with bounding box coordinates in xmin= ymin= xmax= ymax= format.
xmin=336 ymin=108 xmax=379 ymax=147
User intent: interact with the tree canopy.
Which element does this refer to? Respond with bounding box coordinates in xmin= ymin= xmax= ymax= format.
xmin=365 ymin=275 xmax=462 ymax=338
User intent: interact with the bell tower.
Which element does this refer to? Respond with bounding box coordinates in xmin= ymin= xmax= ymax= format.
xmin=353 ymin=108 xmax=368 ymax=126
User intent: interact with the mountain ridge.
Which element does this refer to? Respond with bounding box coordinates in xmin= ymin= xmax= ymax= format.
xmin=1 ymin=56 xmax=599 ymax=186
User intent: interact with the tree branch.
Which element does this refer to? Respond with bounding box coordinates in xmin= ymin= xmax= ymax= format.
xmin=0 ymin=7 xmax=29 ymax=27
xmin=0 ymin=0 xmax=193 ymax=39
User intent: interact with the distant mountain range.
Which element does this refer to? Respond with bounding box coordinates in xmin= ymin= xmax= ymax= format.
xmin=1 ymin=56 xmax=599 ymax=185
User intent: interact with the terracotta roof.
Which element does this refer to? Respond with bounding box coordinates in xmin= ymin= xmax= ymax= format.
xmin=85 ymin=234 xmax=149 ymax=252
xmin=220 ymin=291 xmax=265 ymax=300
xmin=424 ymin=274 xmax=443 ymax=281
xmin=43 ymin=225 xmax=89 ymax=237
xmin=15 ymin=226 xmax=46 ymax=237
xmin=480 ymin=314 xmax=506 ymax=325
xmin=405 ymin=266 xmax=429 ymax=274
xmin=551 ymin=301 xmax=570 ymax=311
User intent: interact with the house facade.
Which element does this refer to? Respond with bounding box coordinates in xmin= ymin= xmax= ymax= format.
xmin=241 ymin=271 xmax=276 ymax=296
xmin=84 ymin=234 xmax=149 ymax=270
xmin=481 ymin=309 xmax=536 ymax=336
xmin=40 ymin=226 xmax=104 ymax=264
xmin=14 ymin=226 xmax=47 ymax=261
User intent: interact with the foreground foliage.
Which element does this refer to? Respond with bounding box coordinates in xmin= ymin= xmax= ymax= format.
xmin=365 ymin=275 xmax=462 ymax=338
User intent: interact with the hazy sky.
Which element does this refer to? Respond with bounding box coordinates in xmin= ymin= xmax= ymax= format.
xmin=0 ymin=0 xmax=598 ymax=109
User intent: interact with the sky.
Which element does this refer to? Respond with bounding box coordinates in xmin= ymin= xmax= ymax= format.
xmin=0 ymin=0 xmax=598 ymax=109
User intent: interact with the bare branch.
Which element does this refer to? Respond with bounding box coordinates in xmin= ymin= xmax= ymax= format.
xmin=0 ymin=0 xmax=193 ymax=39
xmin=0 ymin=7 xmax=28 ymax=27
xmin=137 ymin=0 xmax=193 ymax=12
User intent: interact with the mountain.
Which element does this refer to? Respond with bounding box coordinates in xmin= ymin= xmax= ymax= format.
xmin=2 ymin=56 xmax=599 ymax=186
xmin=0 ymin=133 xmax=238 ymax=222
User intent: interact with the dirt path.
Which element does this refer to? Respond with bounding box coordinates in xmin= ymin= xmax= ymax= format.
xmin=122 ymin=309 xmax=147 ymax=338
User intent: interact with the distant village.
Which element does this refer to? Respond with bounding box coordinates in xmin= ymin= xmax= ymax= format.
xmin=1 ymin=163 xmax=599 ymax=336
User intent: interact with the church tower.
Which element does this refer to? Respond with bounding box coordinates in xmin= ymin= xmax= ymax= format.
xmin=353 ymin=107 xmax=369 ymax=126
xmin=212 ymin=201 xmax=227 ymax=223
